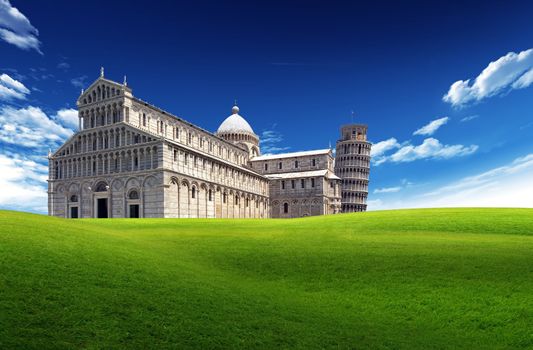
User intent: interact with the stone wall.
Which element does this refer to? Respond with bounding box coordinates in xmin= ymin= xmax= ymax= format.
xmin=48 ymin=171 xmax=164 ymax=218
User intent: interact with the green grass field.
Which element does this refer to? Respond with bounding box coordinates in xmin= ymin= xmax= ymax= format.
xmin=1 ymin=208 xmax=532 ymax=349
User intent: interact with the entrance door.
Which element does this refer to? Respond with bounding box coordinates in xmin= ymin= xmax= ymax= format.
xmin=97 ymin=198 xmax=108 ymax=218
xmin=70 ymin=206 xmax=79 ymax=218
xmin=129 ymin=204 xmax=139 ymax=218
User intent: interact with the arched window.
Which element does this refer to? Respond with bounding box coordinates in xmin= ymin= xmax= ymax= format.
xmin=208 ymin=189 xmax=212 ymax=201
xmin=129 ymin=190 xmax=139 ymax=200
xmin=95 ymin=182 xmax=108 ymax=192
xmin=191 ymin=187 xmax=196 ymax=199
xmin=283 ymin=203 xmax=289 ymax=214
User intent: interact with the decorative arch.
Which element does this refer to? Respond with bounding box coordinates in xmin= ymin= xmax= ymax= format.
xmin=125 ymin=177 xmax=140 ymax=190
xmin=68 ymin=183 xmax=80 ymax=193
xmin=169 ymin=176 xmax=180 ymax=186
xmin=142 ymin=175 xmax=158 ymax=188
xmin=94 ymin=181 xmax=109 ymax=192
xmin=128 ymin=189 xmax=140 ymax=200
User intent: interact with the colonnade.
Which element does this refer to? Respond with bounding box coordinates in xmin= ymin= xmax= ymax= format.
xmin=168 ymin=177 xmax=269 ymax=218
xmin=336 ymin=167 xmax=370 ymax=180
xmin=53 ymin=146 xmax=158 ymax=180
xmin=342 ymin=203 xmax=367 ymax=212
xmin=57 ymin=127 xmax=155 ymax=157
xmin=335 ymin=156 xmax=371 ymax=168
xmin=341 ymin=192 xmax=367 ymax=205
xmin=168 ymin=147 xmax=268 ymax=196
xmin=80 ymin=103 xmax=126 ymax=130
xmin=337 ymin=142 xmax=372 ymax=156
xmin=341 ymin=179 xmax=369 ymax=192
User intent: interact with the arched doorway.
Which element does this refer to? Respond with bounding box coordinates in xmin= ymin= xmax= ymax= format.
xmin=93 ymin=181 xmax=109 ymax=218
xmin=127 ymin=189 xmax=140 ymax=218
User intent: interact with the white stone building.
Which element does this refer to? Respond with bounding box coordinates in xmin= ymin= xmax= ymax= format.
xmin=249 ymin=150 xmax=342 ymax=218
xmin=48 ymin=71 xmax=370 ymax=218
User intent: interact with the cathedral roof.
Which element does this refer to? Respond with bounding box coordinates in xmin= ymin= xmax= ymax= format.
xmin=251 ymin=149 xmax=332 ymax=161
xmin=217 ymin=105 xmax=255 ymax=134
xmin=263 ymin=169 xmax=341 ymax=180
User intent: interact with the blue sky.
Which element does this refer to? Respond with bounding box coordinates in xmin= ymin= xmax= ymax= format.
xmin=1 ymin=0 xmax=532 ymax=213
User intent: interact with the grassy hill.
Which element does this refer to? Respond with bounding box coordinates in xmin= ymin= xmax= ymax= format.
xmin=1 ymin=208 xmax=532 ymax=349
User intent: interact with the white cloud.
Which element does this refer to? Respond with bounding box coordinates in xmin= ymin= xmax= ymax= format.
xmin=373 ymin=119 xmax=477 ymax=166
xmin=0 ymin=72 xmax=30 ymax=101
xmin=443 ymin=48 xmax=533 ymax=107
xmin=422 ymin=154 xmax=533 ymax=198
xmin=0 ymin=0 xmax=42 ymax=53
xmin=70 ymin=75 xmax=88 ymax=89
xmin=374 ymin=186 xmax=401 ymax=194
xmin=512 ymin=68 xmax=533 ymax=89
xmin=260 ymin=125 xmax=290 ymax=154
xmin=460 ymin=115 xmax=479 ymax=122
xmin=0 ymin=151 xmax=48 ymax=212
xmin=372 ymin=136 xmax=477 ymax=165
xmin=57 ymin=62 xmax=70 ymax=71
xmin=370 ymin=137 xmax=401 ymax=164
xmin=55 ymin=108 xmax=78 ymax=129
xmin=0 ymin=73 xmax=29 ymax=93
xmin=368 ymin=153 xmax=533 ymax=210
xmin=0 ymin=105 xmax=74 ymax=148
xmin=387 ymin=138 xmax=478 ymax=163
xmin=413 ymin=117 xmax=449 ymax=136
xmin=520 ymin=122 xmax=533 ymax=130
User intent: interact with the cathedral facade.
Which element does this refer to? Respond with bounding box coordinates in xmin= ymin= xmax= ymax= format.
xmin=48 ymin=71 xmax=370 ymax=219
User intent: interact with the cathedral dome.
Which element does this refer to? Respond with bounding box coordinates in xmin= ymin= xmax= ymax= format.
xmin=217 ymin=105 xmax=255 ymax=134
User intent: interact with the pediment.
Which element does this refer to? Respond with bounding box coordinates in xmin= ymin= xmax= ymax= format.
xmin=77 ymin=77 xmax=132 ymax=106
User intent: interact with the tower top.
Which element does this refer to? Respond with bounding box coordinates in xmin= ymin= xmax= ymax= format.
xmin=232 ymin=104 xmax=239 ymax=114
xmin=100 ymin=66 xmax=104 ymax=77
xmin=123 ymin=75 xmax=127 ymax=86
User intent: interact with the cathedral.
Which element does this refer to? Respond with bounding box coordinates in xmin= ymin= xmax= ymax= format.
xmin=48 ymin=70 xmax=371 ymax=219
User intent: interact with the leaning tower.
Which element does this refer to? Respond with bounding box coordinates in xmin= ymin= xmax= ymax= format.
xmin=334 ymin=124 xmax=372 ymax=212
